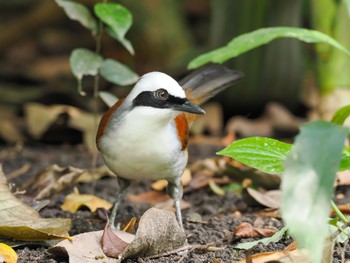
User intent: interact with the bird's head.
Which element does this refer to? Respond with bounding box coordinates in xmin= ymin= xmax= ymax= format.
xmin=125 ymin=72 xmax=205 ymax=117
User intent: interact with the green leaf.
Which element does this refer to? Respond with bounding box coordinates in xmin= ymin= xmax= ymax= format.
xmin=281 ymin=120 xmax=348 ymax=263
xmin=188 ymin=27 xmax=350 ymax=69
xmin=217 ymin=137 xmax=292 ymax=174
xmin=235 ymin=226 xmax=287 ymax=250
xmin=56 ymin=0 xmax=97 ymax=35
xmin=331 ymin=105 xmax=350 ymax=125
xmin=69 ymin=48 xmax=103 ymax=95
xmin=99 ymin=59 xmax=139 ymax=86
xmin=99 ymin=91 xmax=118 ymax=107
xmin=94 ymin=3 xmax=134 ymax=54
xmin=340 ymin=146 xmax=350 ymax=171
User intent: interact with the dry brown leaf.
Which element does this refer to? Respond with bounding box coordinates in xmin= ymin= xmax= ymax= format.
xmin=151 ymin=179 xmax=168 ymax=191
xmin=77 ymin=165 xmax=114 ymax=183
xmin=0 ymin=165 xmax=71 ymax=241
xmin=154 ymin=199 xmax=191 ymax=211
xmin=236 ymin=241 xmax=308 ymax=263
xmin=151 ymin=168 xmax=192 ymax=191
xmin=22 ymin=164 xmax=84 ymax=200
xmin=49 ymin=230 xmax=134 ymax=263
xmin=24 ymin=103 xmax=98 ymax=152
xmin=120 ymin=208 xmax=187 ymax=260
xmin=50 ymin=208 xmax=187 ymax=262
xmin=0 ymin=243 xmax=18 ymax=263
xmin=336 ymin=170 xmax=350 ymax=186
xmin=127 ymin=190 xmax=170 ymax=205
xmin=234 ymin=222 xmax=277 ymax=238
xmin=122 ymin=217 xmax=137 ymax=234
xmin=245 ymin=188 xmax=281 ymax=209
xmin=101 ymin=223 xmax=129 ymax=258
xmin=61 ymin=188 xmax=112 ymax=213
xmin=331 ymin=203 xmax=350 ymax=216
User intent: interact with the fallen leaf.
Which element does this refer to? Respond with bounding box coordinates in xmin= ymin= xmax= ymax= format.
xmin=234 ymin=222 xmax=277 ymax=238
xmin=237 ymin=242 xmax=304 ymax=263
xmin=336 ymin=170 xmax=350 ymax=186
xmin=154 ymin=199 xmax=191 ymax=211
xmin=120 ymin=208 xmax=187 ymax=260
xmin=50 ymin=208 xmax=187 ymax=262
xmin=245 ymin=188 xmax=281 ymax=209
xmin=208 ymin=179 xmax=225 ymax=196
xmin=151 ymin=179 xmax=168 ymax=191
xmin=122 ymin=217 xmax=137 ymax=234
xmin=61 ymin=188 xmax=112 ymax=213
xmin=151 ymin=168 xmax=192 ymax=191
xmin=0 ymin=243 xmax=18 ymax=263
xmin=235 ymin=227 xmax=287 ymax=250
xmin=77 ymin=165 xmax=114 ymax=183
xmin=0 ymin=165 xmax=71 ymax=241
xmin=21 ymin=164 xmax=84 ymax=200
xmin=49 ymin=230 xmax=134 ymax=263
xmin=25 ymin=103 xmax=99 ymax=152
xmin=127 ymin=190 xmax=170 ymax=205
xmin=101 ymin=222 xmax=129 ymax=258
xmin=331 ymin=203 xmax=350 ymax=216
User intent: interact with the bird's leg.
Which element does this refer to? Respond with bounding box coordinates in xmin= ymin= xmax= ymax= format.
xmin=110 ymin=177 xmax=131 ymax=229
xmin=167 ymin=179 xmax=184 ymax=229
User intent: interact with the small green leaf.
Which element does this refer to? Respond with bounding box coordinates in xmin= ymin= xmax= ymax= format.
xmin=235 ymin=226 xmax=287 ymax=250
xmin=106 ymin=28 xmax=135 ymax=55
xmin=99 ymin=91 xmax=118 ymax=107
xmin=56 ymin=0 xmax=97 ymax=35
xmin=331 ymin=105 xmax=350 ymax=125
xmin=217 ymin=137 xmax=292 ymax=174
xmin=99 ymin=59 xmax=139 ymax=86
xmin=69 ymin=48 xmax=103 ymax=95
xmin=281 ymin=120 xmax=348 ymax=263
xmin=340 ymin=146 xmax=350 ymax=171
xmin=94 ymin=3 xmax=134 ymax=54
xmin=188 ymin=27 xmax=350 ymax=69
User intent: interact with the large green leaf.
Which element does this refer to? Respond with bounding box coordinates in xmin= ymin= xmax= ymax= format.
xmin=217 ymin=137 xmax=292 ymax=174
xmin=281 ymin=121 xmax=348 ymax=263
xmin=188 ymin=27 xmax=350 ymax=69
xmin=94 ymin=3 xmax=134 ymax=54
xmin=55 ymin=0 xmax=97 ymax=35
xmin=69 ymin=48 xmax=103 ymax=95
xmin=99 ymin=59 xmax=139 ymax=86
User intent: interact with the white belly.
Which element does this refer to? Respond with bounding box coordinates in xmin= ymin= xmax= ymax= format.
xmin=98 ymin=108 xmax=187 ymax=182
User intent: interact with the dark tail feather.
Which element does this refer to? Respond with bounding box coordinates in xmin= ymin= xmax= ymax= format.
xmin=179 ymin=64 xmax=244 ymax=105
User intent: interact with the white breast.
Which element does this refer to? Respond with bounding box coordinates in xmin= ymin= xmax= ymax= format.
xmin=98 ymin=106 xmax=187 ymax=182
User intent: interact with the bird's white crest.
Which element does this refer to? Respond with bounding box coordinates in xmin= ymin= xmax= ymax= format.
xmin=125 ymin=72 xmax=186 ymax=103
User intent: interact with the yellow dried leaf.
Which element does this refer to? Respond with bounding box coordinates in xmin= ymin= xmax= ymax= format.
xmin=151 ymin=179 xmax=168 ymax=191
xmin=0 ymin=243 xmax=18 ymax=263
xmin=61 ymin=190 xmax=112 ymax=213
xmin=122 ymin=217 xmax=137 ymax=234
xmin=151 ymin=169 xmax=192 ymax=191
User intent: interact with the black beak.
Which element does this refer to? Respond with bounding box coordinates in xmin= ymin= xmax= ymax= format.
xmin=171 ymin=99 xmax=206 ymax=115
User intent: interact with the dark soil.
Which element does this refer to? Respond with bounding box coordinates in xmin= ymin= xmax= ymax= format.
xmin=0 ymin=144 xmax=346 ymax=262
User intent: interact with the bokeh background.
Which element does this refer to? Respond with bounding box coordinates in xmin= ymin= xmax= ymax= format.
xmin=1 ymin=0 xmax=349 ymax=147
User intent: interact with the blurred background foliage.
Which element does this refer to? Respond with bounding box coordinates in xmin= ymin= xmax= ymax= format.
xmin=0 ymin=0 xmax=349 ymax=146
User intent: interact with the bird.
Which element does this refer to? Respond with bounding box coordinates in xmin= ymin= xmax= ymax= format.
xmin=96 ymin=64 xmax=243 ymax=229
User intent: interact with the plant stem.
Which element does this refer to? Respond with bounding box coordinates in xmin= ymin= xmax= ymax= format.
xmin=91 ymin=10 xmax=104 ymax=169
xmin=331 ymin=200 xmax=349 ymax=223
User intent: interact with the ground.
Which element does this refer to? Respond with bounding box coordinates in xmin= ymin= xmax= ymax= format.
xmin=0 ymin=144 xmax=348 ymax=262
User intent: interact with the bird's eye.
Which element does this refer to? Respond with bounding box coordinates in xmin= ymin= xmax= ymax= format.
xmin=155 ymin=89 xmax=168 ymax=100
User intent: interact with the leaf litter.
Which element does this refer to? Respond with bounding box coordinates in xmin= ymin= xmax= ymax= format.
xmin=0 ymin=165 xmax=71 ymax=241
